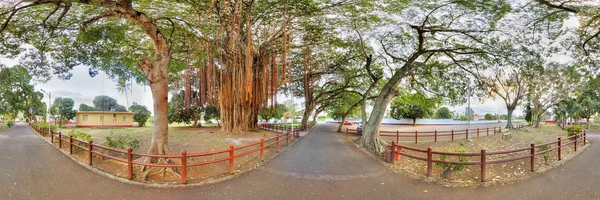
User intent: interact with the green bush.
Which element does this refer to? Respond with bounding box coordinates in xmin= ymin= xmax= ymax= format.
xmin=66 ymin=130 xmax=92 ymax=142
xmin=35 ymin=122 xmax=57 ymax=132
xmin=102 ymin=132 xmax=140 ymax=151
xmin=536 ymin=141 xmax=552 ymax=165
xmin=436 ymin=147 xmax=470 ymax=178
xmin=567 ymin=126 xmax=582 ymax=140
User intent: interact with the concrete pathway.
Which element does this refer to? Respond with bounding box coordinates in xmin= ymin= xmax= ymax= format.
xmin=1 ymin=123 xmax=600 ymax=200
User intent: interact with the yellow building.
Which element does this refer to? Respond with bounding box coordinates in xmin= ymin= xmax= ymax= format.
xmin=76 ymin=111 xmax=133 ymax=128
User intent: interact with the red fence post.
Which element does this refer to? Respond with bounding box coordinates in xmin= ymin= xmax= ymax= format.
xmin=477 ymin=128 xmax=480 ymax=137
xmin=126 ymin=148 xmax=133 ymax=180
xmin=486 ymin=127 xmax=489 ymax=136
xmin=276 ymin=134 xmax=280 ymax=153
xmin=415 ymin=131 xmax=418 ymax=144
xmin=530 ymin=143 xmax=535 ymax=172
xmin=286 ymin=130 xmax=290 ymax=146
xmin=427 ymin=147 xmax=432 ymax=178
xmin=88 ymin=140 xmax=93 ymax=165
xmin=584 ymin=131 xmax=587 ymax=145
xmin=260 ymin=139 xmax=265 ymax=161
xmin=558 ymin=138 xmax=562 ymax=161
xmin=574 ymin=135 xmax=578 ymax=152
xmin=451 ymin=130 xmax=454 ymax=141
xmin=396 ymin=130 xmax=399 ymax=143
xmin=181 ymin=150 xmax=187 ymax=184
xmin=493 ymin=127 xmax=496 ymax=134
xmin=69 ymin=135 xmax=73 ymax=155
xmin=51 ymin=131 xmax=54 ymax=143
xmin=391 ymin=141 xmax=396 ymax=165
xmin=434 ymin=130 xmax=437 ymax=142
xmin=481 ymin=149 xmax=487 ymax=182
xmin=465 ymin=129 xmax=468 ymax=139
xmin=346 ymin=128 xmax=348 ymax=139
xmin=229 ymin=146 xmax=235 ymax=175
xmin=58 ymin=132 xmax=62 ymax=149
xmin=499 ymin=127 xmax=502 ymax=133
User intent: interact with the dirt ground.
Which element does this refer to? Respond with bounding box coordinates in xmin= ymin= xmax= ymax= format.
xmin=391 ymin=125 xmax=588 ymax=187
xmin=48 ymin=125 xmax=289 ymax=184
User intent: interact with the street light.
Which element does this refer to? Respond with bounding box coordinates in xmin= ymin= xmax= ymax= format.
xmin=40 ymin=89 xmax=51 ymax=135
xmin=466 ymin=82 xmax=472 ymax=141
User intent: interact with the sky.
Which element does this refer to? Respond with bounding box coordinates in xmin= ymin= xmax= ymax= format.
xmin=1 ymin=58 xmax=154 ymax=114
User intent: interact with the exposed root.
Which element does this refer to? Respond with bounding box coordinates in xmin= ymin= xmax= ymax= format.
xmin=135 ymin=157 xmax=182 ymax=181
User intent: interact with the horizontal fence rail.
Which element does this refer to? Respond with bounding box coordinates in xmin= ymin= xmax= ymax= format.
xmin=29 ymin=123 xmax=301 ymax=184
xmin=388 ymin=131 xmax=587 ymax=182
xmin=345 ymin=124 xmax=526 ymax=143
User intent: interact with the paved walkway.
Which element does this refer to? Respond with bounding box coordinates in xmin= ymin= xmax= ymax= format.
xmin=1 ymin=123 xmax=600 ymax=199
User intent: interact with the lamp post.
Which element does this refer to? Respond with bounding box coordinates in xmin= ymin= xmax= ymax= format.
xmin=40 ymin=89 xmax=51 ymax=134
xmin=466 ymin=83 xmax=472 ymax=141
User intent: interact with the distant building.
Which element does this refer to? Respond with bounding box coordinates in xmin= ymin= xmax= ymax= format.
xmin=76 ymin=111 xmax=133 ymax=128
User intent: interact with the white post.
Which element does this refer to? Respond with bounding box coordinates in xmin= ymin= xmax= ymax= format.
xmin=467 ymin=83 xmax=471 ymax=141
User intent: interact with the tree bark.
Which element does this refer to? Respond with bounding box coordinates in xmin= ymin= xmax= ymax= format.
xmin=301 ymin=103 xmax=315 ymax=131
xmin=534 ymin=112 xmax=542 ymax=128
xmin=412 ymin=118 xmax=416 ymax=126
xmin=506 ymin=108 xmax=515 ymax=129
xmin=147 ymin=77 xmax=170 ymax=155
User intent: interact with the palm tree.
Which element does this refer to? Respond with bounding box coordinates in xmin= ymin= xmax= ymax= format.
xmin=116 ymin=78 xmax=130 ymax=109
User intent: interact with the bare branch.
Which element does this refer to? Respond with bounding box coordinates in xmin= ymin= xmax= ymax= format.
xmin=80 ymin=11 xmax=120 ymax=32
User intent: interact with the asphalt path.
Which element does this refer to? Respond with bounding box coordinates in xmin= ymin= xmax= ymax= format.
xmin=1 ymin=123 xmax=599 ymax=200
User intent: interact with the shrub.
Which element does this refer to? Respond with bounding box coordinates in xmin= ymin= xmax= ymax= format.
xmin=436 ymin=148 xmax=470 ymax=178
xmin=567 ymin=126 xmax=582 ymax=140
xmin=66 ymin=130 xmax=92 ymax=142
xmin=102 ymin=132 xmax=140 ymax=151
xmin=35 ymin=122 xmax=57 ymax=132
xmin=536 ymin=141 xmax=552 ymax=165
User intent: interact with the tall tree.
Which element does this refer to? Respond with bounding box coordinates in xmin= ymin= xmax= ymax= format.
xmin=359 ymin=0 xmax=510 ymax=153
xmin=116 ymin=78 xmax=130 ymax=108
xmin=0 ymin=1 xmax=208 ymax=161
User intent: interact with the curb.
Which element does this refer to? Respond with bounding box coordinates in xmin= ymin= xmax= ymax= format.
xmin=28 ymin=125 xmax=312 ymax=188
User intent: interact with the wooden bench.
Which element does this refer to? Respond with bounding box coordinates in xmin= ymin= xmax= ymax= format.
xmin=502 ymin=132 xmax=512 ymax=140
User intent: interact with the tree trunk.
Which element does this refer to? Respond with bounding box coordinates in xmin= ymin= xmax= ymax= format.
xmin=534 ymin=112 xmax=542 ymax=128
xmin=301 ymin=104 xmax=315 ymax=131
xmin=361 ymin=99 xmax=368 ymax=127
xmin=147 ymin=77 xmax=170 ymax=155
xmin=312 ymin=111 xmax=319 ymax=123
xmin=412 ymin=118 xmax=416 ymax=126
xmin=506 ymin=108 xmax=515 ymax=129
xmin=360 ymin=65 xmax=411 ymax=154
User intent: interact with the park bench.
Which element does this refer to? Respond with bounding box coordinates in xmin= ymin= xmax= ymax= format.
xmin=502 ymin=132 xmax=512 ymax=140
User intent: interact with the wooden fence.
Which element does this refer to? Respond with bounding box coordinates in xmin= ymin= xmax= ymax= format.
xmin=30 ymin=123 xmax=300 ymax=184
xmin=346 ymin=124 xmax=526 ymax=143
xmin=389 ymin=131 xmax=587 ymax=182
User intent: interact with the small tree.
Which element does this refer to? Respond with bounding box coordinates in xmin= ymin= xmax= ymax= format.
xmin=204 ymin=106 xmax=221 ymax=127
xmin=524 ymin=103 xmax=533 ymax=125
xmin=258 ymin=104 xmax=287 ymax=122
xmin=484 ymin=113 xmax=496 ymax=120
xmin=390 ymin=93 xmax=438 ymax=126
xmin=50 ymin=97 xmax=76 ymax=126
xmin=129 ymin=102 xmax=151 ymax=127
xmin=436 ymin=148 xmax=470 ymax=178
xmin=435 ymin=107 xmax=452 ymax=119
